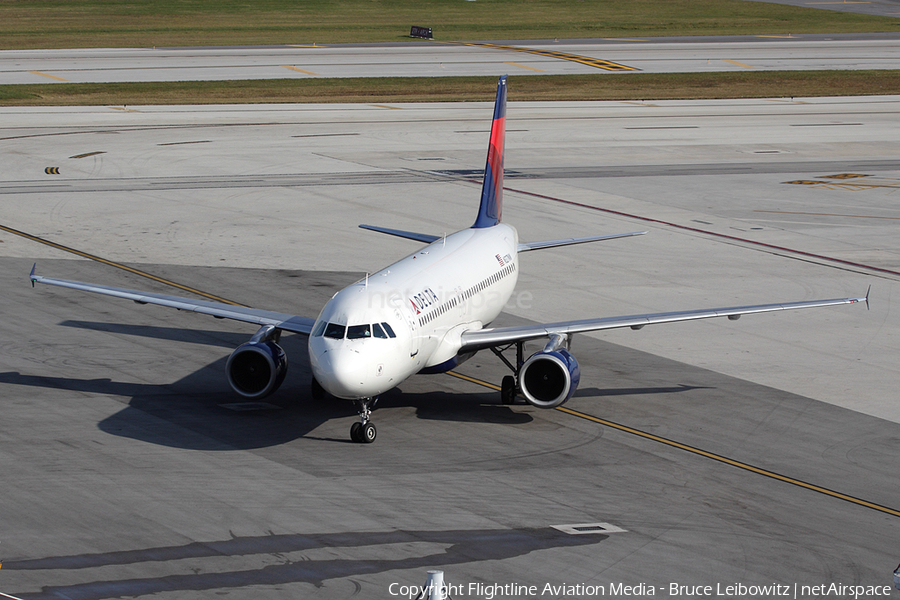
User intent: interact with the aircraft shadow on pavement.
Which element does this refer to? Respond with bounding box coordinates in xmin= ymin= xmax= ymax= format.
xmin=1 ymin=326 xmax=533 ymax=450
xmin=575 ymin=383 xmax=712 ymax=398
xmin=383 ymin=387 xmax=534 ymax=425
xmin=6 ymin=321 xmax=709 ymax=451
xmin=4 ymin=527 xmax=607 ymax=599
xmin=59 ymin=320 xmax=251 ymax=349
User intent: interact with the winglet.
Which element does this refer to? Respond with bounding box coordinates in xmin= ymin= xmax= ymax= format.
xmin=30 ymin=263 xmax=37 ymax=287
xmin=865 ymin=284 xmax=871 ymax=310
xmin=473 ymin=75 xmax=507 ymax=229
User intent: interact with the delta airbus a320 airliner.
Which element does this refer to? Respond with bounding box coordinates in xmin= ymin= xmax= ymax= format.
xmin=30 ymin=76 xmax=867 ymax=443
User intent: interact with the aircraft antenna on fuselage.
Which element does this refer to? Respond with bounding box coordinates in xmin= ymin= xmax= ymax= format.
xmin=472 ymin=75 xmax=507 ymax=229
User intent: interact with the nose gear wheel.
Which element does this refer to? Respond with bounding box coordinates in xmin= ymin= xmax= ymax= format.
xmin=350 ymin=397 xmax=378 ymax=443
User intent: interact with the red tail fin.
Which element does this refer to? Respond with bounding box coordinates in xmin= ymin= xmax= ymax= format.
xmin=473 ymin=76 xmax=507 ymax=228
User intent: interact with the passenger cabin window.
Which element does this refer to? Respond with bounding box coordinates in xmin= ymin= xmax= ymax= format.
xmin=323 ymin=323 xmax=346 ymax=339
xmin=347 ymin=324 xmax=371 ymax=340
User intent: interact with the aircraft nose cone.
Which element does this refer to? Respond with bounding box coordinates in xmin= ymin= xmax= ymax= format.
xmin=311 ymin=346 xmax=373 ymax=399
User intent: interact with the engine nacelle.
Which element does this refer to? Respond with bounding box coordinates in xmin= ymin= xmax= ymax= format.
xmin=519 ymin=348 xmax=580 ymax=408
xmin=226 ymin=340 xmax=287 ymax=399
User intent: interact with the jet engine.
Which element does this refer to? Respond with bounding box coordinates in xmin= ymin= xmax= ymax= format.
xmin=226 ymin=326 xmax=287 ymax=399
xmin=519 ymin=348 xmax=580 ymax=408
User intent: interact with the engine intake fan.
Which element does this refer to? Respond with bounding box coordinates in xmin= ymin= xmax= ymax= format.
xmin=226 ymin=325 xmax=287 ymax=399
xmin=519 ymin=348 xmax=580 ymax=408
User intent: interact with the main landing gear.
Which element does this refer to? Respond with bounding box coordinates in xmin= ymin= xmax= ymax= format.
xmin=501 ymin=375 xmax=517 ymax=405
xmin=492 ymin=342 xmax=525 ymax=405
xmin=350 ymin=397 xmax=378 ymax=443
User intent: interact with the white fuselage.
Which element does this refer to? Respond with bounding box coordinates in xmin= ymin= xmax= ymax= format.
xmin=308 ymin=223 xmax=519 ymax=399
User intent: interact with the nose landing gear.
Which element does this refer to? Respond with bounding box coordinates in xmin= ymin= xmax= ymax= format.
xmin=350 ymin=397 xmax=378 ymax=443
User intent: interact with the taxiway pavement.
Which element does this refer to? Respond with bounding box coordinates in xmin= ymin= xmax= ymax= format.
xmin=2 ymin=33 xmax=899 ymax=85
xmin=0 ymin=97 xmax=898 ymax=598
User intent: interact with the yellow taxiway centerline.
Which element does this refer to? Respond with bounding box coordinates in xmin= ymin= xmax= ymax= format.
xmin=722 ymin=59 xmax=755 ymax=69
xmin=453 ymin=41 xmax=639 ymax=72
xmin=504 ymin=61 xmax=545 ymax=73
xmin=27 ymin=70 xmax=68 ymax=81
xmin=281 ymin=65 xmax=319 ymax=75
xmin=446 ymin=371 xmax=900 ymax=519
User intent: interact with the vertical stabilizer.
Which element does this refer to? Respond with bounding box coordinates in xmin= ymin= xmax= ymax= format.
xmin=473 ymin=75 xmax=507 ymax=228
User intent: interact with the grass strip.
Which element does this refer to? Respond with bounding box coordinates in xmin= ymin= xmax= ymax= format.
xmin=2 ymin=71 xmax=900 ymax=106
xmin=0 ymin=0 xmax=897 ymax=49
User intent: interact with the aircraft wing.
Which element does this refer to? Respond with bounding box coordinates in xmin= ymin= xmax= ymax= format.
xmin=30 ymin=266 xmax=314 ymax=335
xmin=459 ymin=293 xmax=868 ymax=352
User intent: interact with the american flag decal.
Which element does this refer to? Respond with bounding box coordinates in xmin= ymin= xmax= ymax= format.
xmin=496 ymin=254 xmax=505 ymax=266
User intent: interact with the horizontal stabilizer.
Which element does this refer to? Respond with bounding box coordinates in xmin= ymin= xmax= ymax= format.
xmin=359 ymin=224 xmax=440 ymax=244
xmin=518 ymin=230 xmax=647 ymax=253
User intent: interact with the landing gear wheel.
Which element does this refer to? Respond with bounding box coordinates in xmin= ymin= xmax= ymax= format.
xmin=501 ymin=375 xmax=517 ymax=405
xmin=360 ymin=422 xmax=377 ymax=443
xmin=350 ymin=397 xmax=378 ymax=443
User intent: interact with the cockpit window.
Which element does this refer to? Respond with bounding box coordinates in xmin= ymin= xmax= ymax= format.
xmin=323 ymin=322 xmax=346 ymax=339
xmin=318 ymin=321 xmax=394 ymax=340
xmin=347 ymin=324 xmax=371 ymax=340
xmin=312 ymin=320 xmax=327 ymax=337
